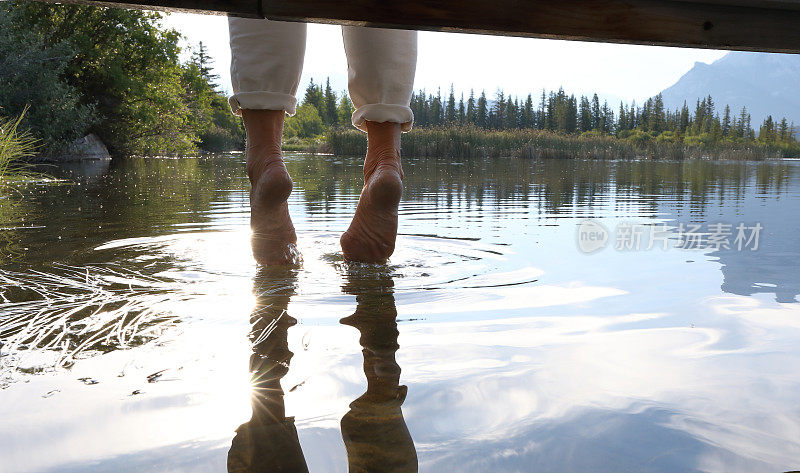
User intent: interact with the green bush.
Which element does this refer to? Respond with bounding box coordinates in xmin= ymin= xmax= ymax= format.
xmin=199 ymin=95 xmax=245 ymax=152
xmin=0 ymin=9 xmax=95 ymax=156
xmin=624 ymin=130 xmax=655 ymax=147
xmin=285 ymin=103 xmax=324 ymax=139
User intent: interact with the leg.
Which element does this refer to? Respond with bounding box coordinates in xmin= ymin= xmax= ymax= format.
xmin=228 ymin=18 xmax=306 ymax=264
xmin=340 ymin=27 xmax=418 ymax=263
xmin=243 ymin=109 xmax=298 ymax=265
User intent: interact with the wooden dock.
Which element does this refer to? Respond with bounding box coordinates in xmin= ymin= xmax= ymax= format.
xmin=39 ymin=0 xmax=800 ymax=53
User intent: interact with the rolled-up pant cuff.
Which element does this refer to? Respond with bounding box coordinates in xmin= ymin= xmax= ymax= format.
xmin=351 ymin=104 xmax=414 ymax=133
xmin=228 ymin=91 xmax=298 ymax=116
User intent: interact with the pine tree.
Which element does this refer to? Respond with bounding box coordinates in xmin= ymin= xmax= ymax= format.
xmin=476 ymin=90 xmax=488 ymax=128
xmin=538 ymin=89 xmax=547 ymax=130
xmin=649 ymin=94 xmax=665 ymax=133
xmin=522 ymin=94 xmax=534 ymax=129
xmin=323 ymin=78 xmax=338 ymax=126
xmin=778 ymin=117 xmax=789 ymax=142
xmin=591 ymin=94 xmax=601 ymax=131
xmin=458 ymin=93 xmax=465 ymax=125
xmin=337 ymin=94 xmax=354 ymax=127
xmin=493 ymin=90 xmax=506 ymax=129
xmin=679 ymin=101 xmax=690 ymax=134
xmin=445 ymin=85 xmax=456 ymax=124
xmin=736 ymin=106 xmax=747 ymax=137
xmin=191 ymin=41 xmax=219 ymax=86
xmin=432 ymin=89 xmax=443 ymax=125
xmin=759 ymin=115 xmax=776 ymax=144
xmin=303 ymin=79 xmax=324 ymax=112
xmin=617 ymin=102 xmax=628 ymax=133
xmin=466 ymin=90 xmax=476 ymax=125
xmin=505 ymin=96 xmax=517 ymax=129
xmin=579 ymin=96 xmax=592 ymax=132
xmin=721 ymin=105 xmax=731 ymax=137
xmin=601 ymin=100 xmax=613 ymax=134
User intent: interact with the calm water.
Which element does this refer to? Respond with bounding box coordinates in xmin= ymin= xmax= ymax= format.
xmin=1 ymin=154 xmax=799 ymax=473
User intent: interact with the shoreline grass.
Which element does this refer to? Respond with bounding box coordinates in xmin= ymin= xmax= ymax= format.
xmin=326 ymin=126 xmax=796 ymax=160
xmin=0 ymin=108 xmax=39 ymax=183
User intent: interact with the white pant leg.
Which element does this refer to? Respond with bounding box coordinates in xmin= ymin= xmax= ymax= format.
xmin=228 ymin=18 xmax=306 ymax=116
xmin=342 ymin=27 xmax=417 ymax=132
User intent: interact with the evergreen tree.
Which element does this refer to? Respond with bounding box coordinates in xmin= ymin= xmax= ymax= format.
xmin=722 ymin=105 xmax=732 ymax=137
xmin=736 ymin=106 xmax=748 ymax=137
xmin=191 ymin=41 xmax=219 ymax=87
xmin=492 ymin=90 xmax=506 ymax=129
xmin=649 ymin=94 xmax=665 ymax=132
xmin=466 ymin=90 xmax=476 ymax=125
xmin=337 ymin=94 xmax=354 ymax=127
xmin=323 ymin=78 xmax=338 ymax=127
xmin=445 ymin=85 xmax=456 ymax=124
xmin=476 ymin=91 xmax=488 ymax=128
xmin=601 ymin=100 xmax=613 ymax=134
xmin=522 ymin=94 xmax=534 ymax=128
xmin=591 ymin=94 xmax=601 ymax=131
xmin=538 ymin=90 xmax=547 ymax=130
xmin=679 ymin=101 xmax=690 ymax=134
xmin=458 ymin=93 xmax=465 ymax=125
xmin=303 ymin=79 xmax=324 ymax=112
xmin=431 ymin=89 xmax=444 ymax=126
xmin=759 ymin=115 xmax=776 ymax=144
xmin=776 ymin=117 xmax=791 ymax=143
xmin=506 ymin=97 xmax=518 ymax=129
xmin=778 ymin=117 xmax=790 ymax=142
xmin=579 ymin=96 xmax=592 ymax=132
xmin=617 ymin=102 xmax=628 ymax=133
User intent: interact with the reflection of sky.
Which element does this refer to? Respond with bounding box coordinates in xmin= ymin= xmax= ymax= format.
xmin=2 ymin=156 xmax=800 ymax=472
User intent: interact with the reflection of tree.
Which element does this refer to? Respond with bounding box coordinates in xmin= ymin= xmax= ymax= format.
xmin=6 ymin=157 xmax=245 ymax=267
xmin=0 ymin=191 xmax=34 ymax=263
xmin=228 ymin=265 xmax=417 ymax=472
xmin=285 ymin=153 xmax=796 ymax=218
xmin=17 ymin=155 xmax=794 ymax=268
xmin=288 ymin=153 xmax=800 ymax=302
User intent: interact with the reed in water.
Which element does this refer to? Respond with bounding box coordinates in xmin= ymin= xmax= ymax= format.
xmin=327 ymin=125 xmax=796 ymax=160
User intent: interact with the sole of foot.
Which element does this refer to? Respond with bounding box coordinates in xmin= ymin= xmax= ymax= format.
xmin=340 ymin=164 xmax=403 ymax=264
xmin=250 ymin=161 xmax=300 ymax=265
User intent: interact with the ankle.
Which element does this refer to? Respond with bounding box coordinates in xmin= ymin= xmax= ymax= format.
xmin=247 ymin=145 xmax=286 ymax=183
xmin=242 ymin=109 xmax=286 ymax=180
xmin=364 ymin=121 xmax=403 ymax=181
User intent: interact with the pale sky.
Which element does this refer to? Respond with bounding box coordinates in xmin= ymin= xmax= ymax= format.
xmin=163 ymin=13 xmax=727 ymax=105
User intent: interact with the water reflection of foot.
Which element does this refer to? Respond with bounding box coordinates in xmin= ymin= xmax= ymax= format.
xmin=228 ymin=266 xmax=416 ymax=472
xmin=248 ymin=148 xmax=299 ymax=266
xmin=340 ymin=266 xmax=418 ymax=472
xmin=341 ymin=122 xmax=404 ymax=263
xmin=228 ymin=267 xmax=308 ymax=473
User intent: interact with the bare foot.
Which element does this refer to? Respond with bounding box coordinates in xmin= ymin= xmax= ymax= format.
xmin=243 ymin=109 xmax=299 ymax=265
xmin=341 ymin=122 xmax=404 ymax=263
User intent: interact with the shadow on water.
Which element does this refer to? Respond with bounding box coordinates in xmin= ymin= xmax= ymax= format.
xmin=228 ymin=265 xmax=417 ymax=473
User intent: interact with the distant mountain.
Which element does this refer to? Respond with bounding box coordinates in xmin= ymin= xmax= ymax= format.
xmin=659 ymin=52 xmax=800 ymax=127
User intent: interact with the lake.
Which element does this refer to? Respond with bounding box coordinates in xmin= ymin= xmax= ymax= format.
xmin=1 ymin=154 xmax=799 ymax=472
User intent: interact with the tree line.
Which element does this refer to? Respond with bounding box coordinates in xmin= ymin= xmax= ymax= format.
xmin=295 ymin=79 xmax=797 ymax=150
xmin=409 ymin=86 xmax=797 ymax=147
xmin=0 ymin=3 xmax=244 ymax=157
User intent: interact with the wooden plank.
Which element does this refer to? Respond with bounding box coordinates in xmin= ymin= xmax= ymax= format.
xmin=39 ymin=0 xmax=261 ymax=17
xmin=670 ymin=0 xmax=800 ymax=10
xmin=36 ymin=0 xmax=800 ymax=53
xmin=260 ymin=0 xmax=800 ymax=53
